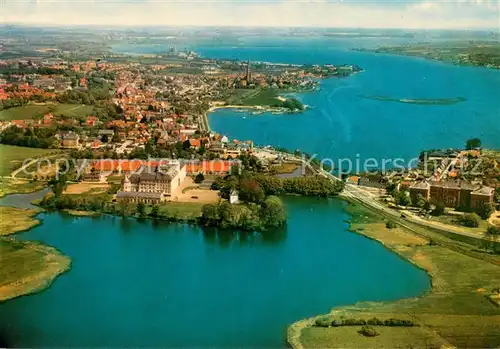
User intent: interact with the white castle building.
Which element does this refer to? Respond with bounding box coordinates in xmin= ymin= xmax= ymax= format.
xmin=116 ymin=161 xmax=186 ymax=204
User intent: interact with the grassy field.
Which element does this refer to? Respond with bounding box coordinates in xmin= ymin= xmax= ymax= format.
xmin=271 ymin=162 xmax=300 ymax=174
xmin=0 ymin=103 xmax=95 ymax=121
xmin=0 ymin=144 xmax=62 ymax=176
xmin=157 ymin=201 xmax=204 ymax=219
xmin=0 ymin=145 xmax=61 ymax=197
xmin=226 ymin=88 xmax=280 ymax=106
xmin=0 ymin=207 xmax=71 ymax=301
xmin=290 ymin=202 xmax=500 ymax=349
xmin=431 ymin=214 xmax=491 ymax=235
xmin=0 ymin=206 xmax=41 ymax=236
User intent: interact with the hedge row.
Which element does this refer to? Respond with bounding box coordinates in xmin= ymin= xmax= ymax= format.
xmin=314 ymin=317 xmax=416 ymax=328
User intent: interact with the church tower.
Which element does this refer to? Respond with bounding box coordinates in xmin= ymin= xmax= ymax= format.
xmin=122 ymin=175 xmax=131 ymax=192
xmin=245 ymin=58 xmax=251 ymax=83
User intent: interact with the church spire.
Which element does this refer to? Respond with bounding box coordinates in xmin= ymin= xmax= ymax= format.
xmin=245 ymin=58 xmax=251 ymax=82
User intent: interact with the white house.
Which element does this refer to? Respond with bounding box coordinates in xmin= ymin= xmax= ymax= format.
xmin=229 ymin=190 xmax=239 ymax=204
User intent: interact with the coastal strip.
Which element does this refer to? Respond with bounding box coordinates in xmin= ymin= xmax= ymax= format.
xmin=288 ymin=200 xmax=500 ymax=349
xmin=0 ymin=206 xmax=71 ymax=301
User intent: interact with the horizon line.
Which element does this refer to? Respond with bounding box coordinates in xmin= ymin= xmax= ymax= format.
xmin=2 ymin=23 xmax=499 ymax=31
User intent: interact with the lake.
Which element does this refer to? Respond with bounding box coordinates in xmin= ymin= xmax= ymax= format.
xmin=202 ymin=40 xmax=500 ymax=170
xmin=0 ymin=196 xmax=429 ymax=347
xmin=2 ymin=37 xmax=498 ymax=347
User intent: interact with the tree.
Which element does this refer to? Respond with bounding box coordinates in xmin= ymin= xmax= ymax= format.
xmin=386 ymin=182 xmax=398 ymax=197
xmin=484 ymin=225 xmax=500 ymax=253
xmin=137 ymin=202 xmax=147 ymax=218
xmin=458 ymin=213 xmax=481 ymax=228
xmin=359 ymin=326 xmax=379 ymax=337
xmin=386 ymin=221 xmax=397 ymax=229
xmin=194 ymin=173 xmax=205 ymax=184
xmin=200 ymin=204 xmax=220 ymax=226
xmin=260 ymin=196 xmax=286 ymax=228
xmin=112 ymin=132 xmax=121 ymax=143
xmin=397 ymin=190 xmax=412 ymax=207
xmin=239 ymin=179 xmax=265 ymax=203
xmin=423 ymin=200 xmax=432 ymax=212
xmin=476 ymin=203 xmax=493 ymax=220
xmin=119 ymin=203 xmax=131 ymax=217
xmin=465 ymin=138 xmax=481 ymax=150
xmin=145 ymin=139 xmax=155 ymax=155
xmin=431 ymin=201 xmax=446 ymax=216
xmin=48 ymin=174 xmax=68 ymax=198
xmin=150 ymin=205 xmax=160 ymax=219
xmin=415 ymin=194 xmax=427 ymax=208
xmin=485 ymin=225 xmax=500 ymax=240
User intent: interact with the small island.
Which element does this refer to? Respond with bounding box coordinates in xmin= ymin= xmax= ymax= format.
xmin=360 ymin=95 xmax=467 ymax=105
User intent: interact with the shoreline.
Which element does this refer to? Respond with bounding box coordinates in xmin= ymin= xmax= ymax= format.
xmin=0 ymin=207 xmax=71 ymax=302
xmin=203 ymin=103 xmax=307 ymax=132
xmin=287 ymin=198 xmax=500 ymax=349
xmin=351 ymin=48 xmax=500 ymax=70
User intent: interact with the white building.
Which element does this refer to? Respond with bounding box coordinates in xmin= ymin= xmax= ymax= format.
xmin=229 ymin=190 xmax=239 ymax=204
xmin=116 ymin=161 xmax=186 ymax=203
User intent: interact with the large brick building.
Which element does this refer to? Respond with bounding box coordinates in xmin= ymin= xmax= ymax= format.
xmin=410 ymin=180 xmax=494 ymax=210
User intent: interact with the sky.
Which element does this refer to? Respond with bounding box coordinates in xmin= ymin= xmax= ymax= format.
xmin=3 ymin=0 xmax=500 ymax=29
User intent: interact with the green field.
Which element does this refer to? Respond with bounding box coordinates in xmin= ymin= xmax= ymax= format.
xmin=225 ymin=88 xmax=280 ymax=106
xmin=0 ymin=145 xmax=61 ymax=197
xmin=291 ymin=202 xmax=500 ymax=349
xmin=0 ymin=144 xmax=61 ymax=176
xmin=0 ymin=103 xmax=95 ymax=121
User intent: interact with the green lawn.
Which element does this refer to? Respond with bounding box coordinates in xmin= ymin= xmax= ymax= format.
xmin=158 ymin=202 xmax=204 ymax=219
xmin=0 ymin=103 xmax=95 ymax=121
xmin=0 ymin=145 xmax=62 ymax=176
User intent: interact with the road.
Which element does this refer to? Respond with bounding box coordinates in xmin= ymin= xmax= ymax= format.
xmin=320 ymin=168 xmax=491 ymax=242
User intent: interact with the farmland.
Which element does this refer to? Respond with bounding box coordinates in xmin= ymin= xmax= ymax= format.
xmin=0 ymin=103 xmax=96 ymax=121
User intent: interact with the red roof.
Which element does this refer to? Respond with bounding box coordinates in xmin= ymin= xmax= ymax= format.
xmin=189 ymin=139 xmax=201 ymax=148
xmin=91 ymin=160 xmax=120 ymax=171
xmin=119 ymin=160 xmax=144 ymax=172
xmin=186 ymin=160 xmax=233 ymax=174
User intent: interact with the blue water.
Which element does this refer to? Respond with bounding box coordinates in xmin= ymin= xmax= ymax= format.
xmin=4 ymin=38 xmax=497 ymax=347
xmin=203 ymin=43 xmax=500 ymax=170
xmin=0 ymin=197 xmax=429 ymax=347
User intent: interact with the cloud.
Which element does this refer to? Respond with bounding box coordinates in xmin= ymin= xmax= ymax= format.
xmin=3 ymin=0 xmax=499 ymax=29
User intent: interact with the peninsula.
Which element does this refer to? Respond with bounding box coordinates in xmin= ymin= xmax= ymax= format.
xmin=0 ymin=206 xmax=71 ymax=301
xmin=354 ymin=41 xmax=500 ymax=69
